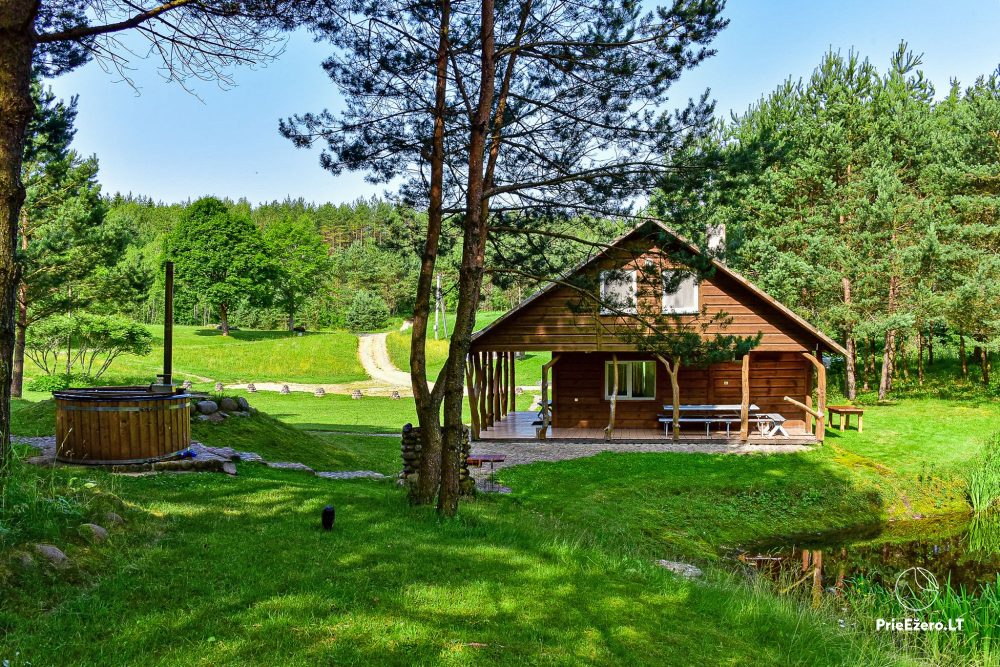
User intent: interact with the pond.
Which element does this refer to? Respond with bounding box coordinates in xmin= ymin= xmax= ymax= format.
xmin=732 ymin=512 xmax=1000 ymax=596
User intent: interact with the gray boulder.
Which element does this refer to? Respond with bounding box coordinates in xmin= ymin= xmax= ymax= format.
xmin=35 ymin=544 xmax=69 ymax=569
xmin=196 ymin=400 xmax=218 ymax=415
xmin=80 ymin=523 xmax=109 ymax=542
xmin=236 ymin=397 xmax=250 ymax=411
xmin=219 ymin=397 xmax=239 ymax=413
xmin=656 ymin=560 xmax=703 ymax=578
xmin=105 ymin=511 xmax=125 ymax=526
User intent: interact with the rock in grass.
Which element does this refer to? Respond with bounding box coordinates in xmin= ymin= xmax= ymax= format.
xmin=16 ymin=552 xmax=35 ymax=570
xmin=219 ymin=397 xmax=239 ymax=413
xmin=656 ymin=560 xmax=702 ymax=578
xmin=236 ymin=397 xmax=250 ymax=411
xmin=34 ymin=544 xmax=69 ymax=569
xmin=222 ymin=461 xmax=238 ymax=476
xmin=80 ymin=523 xmax=109 ymax=542
xmin=266 ymin=461 xmax=315 ymax=473
xmin=105 ymin=512 xmax=125 ymax=526
xmin=196 ymin=400 xmax=218 ymax=415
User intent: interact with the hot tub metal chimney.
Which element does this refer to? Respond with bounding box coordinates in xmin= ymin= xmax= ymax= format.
xmin=154 ymin=261 xmax=175 ymax=393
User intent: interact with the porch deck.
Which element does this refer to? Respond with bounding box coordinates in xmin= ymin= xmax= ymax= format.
xmin=478 ymin=411 xmax=817 ymax=445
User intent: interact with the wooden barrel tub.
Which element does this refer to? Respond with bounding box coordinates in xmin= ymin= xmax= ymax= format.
xmin=53 ymin=387 xmax=192 ymax=464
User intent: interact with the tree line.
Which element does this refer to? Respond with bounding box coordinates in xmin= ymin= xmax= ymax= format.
xmin=657 ymin=44 xmax=1000 ymax=400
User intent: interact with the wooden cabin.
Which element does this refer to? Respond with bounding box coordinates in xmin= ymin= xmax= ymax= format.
xmin=466 ymin=221 xmax=846 ymax=443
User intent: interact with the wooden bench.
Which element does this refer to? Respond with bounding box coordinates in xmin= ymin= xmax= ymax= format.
xmin=827 ymin=405 xmax=864 ymax=432
xmin=658 ymin=413 xmax=789 ymax=438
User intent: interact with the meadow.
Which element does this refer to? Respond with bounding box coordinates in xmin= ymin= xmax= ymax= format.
xmin=3 ymin=329 xmax=998 ymax=665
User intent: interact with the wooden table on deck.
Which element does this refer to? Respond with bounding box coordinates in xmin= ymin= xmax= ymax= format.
xmin=659 ymin=404 xmax=761 ymax=436
xmin=827 ymin=405 xmax=864 ymax=432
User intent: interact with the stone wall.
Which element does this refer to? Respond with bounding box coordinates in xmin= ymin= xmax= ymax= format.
xmin=400 ymin=424 xmax=474 ymax=496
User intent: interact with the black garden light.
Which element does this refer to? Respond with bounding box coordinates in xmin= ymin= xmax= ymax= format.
xmin=322 ymin=505 xmax=335 ymax=530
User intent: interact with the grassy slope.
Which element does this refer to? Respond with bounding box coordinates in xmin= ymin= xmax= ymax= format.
xmin=386 ymin=312 xmax=552 ymax=385
xmin=32 ymin=325 xmax=368 ymax=386
xmin=1 ymin=465 xmax=906 ymax=666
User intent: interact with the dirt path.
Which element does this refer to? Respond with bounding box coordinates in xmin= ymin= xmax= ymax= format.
xmin=358 ymin=333 xmax=415 ymax=388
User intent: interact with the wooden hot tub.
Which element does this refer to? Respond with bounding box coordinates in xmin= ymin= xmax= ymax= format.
xmin=53 ymin=386 xmax=193 ymax=464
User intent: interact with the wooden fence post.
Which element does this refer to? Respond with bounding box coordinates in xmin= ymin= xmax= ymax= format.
xmin=465 ymin=358 xmax=480 ymax=440
xmin=605 ymin=354 xmax=618 ymax=440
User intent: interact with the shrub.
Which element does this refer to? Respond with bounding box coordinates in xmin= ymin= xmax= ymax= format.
xmin=966 ymin=431 xmax=1000 ymax=514
xmin=26 ymin=313 xmax=153 ymax=379
xmin=345 ymin=290 xmax=390 ymax=332
xmin=25 ymin=374 xmax=73 ymax=392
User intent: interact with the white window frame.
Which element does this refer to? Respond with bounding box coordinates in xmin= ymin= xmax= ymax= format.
xmin=599 ymin=269 xmax=638 ymax=315
xmin=603 ymin=360 xmax=657 ymax=401
xmin=662 ymin=270 xmax=699 ymax=315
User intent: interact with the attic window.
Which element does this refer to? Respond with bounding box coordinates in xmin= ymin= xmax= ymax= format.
xmin=599 ymin=270 xmax=637 ymax=315
xmin=662 ymin=270 xmax=698 ymax=314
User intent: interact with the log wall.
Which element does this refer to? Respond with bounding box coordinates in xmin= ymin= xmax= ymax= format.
xmin=551 ymin=351 xmax=810 ymax=429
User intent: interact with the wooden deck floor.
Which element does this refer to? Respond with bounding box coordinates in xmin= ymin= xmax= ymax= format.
xmin=478 ymin=411 xmax=816 ymax=444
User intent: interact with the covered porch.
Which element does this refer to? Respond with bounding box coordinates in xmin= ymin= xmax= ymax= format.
xmin=478 ymin=410 xmax=818 ymax=443
xmin=464 ymin=349 xmax=826 ymax=444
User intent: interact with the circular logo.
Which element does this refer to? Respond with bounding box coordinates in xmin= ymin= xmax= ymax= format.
xmin=894 ymin=567 xmax=940 ymax=612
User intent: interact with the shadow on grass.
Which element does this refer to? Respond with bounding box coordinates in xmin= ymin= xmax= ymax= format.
xmin=192 ymin=328 xmax=324 ymax=341
xmin=2 ymin=466 xmax=897 ymax=666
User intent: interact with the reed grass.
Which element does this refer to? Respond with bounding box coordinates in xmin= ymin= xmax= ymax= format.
xmin=966 ymin=432 xmax=1000 ymax=514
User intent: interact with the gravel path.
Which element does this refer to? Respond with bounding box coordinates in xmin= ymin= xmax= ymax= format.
xmin=358 ymin=332 xmax=415 ymax=387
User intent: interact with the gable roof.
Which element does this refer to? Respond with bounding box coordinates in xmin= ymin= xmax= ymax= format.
xmin=471 ymin=219 xmax=848 ymax=356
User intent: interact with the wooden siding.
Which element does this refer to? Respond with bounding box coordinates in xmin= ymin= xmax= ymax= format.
xmin=551 ymin=351 xmax=810 ymax=430
xmin=472 ymin=236 xmax=819 ymax=353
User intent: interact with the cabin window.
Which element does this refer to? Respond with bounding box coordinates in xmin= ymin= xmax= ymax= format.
xmin=662 ymin=270 xmax=699 ymax=314
xmin=604 ymin=360 xmax=656 ymax=400
xmin=599 ymin=269 xmax=637 ymax=314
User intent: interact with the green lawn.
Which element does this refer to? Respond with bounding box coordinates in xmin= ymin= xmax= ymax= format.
xmin=33 ymin=325 xmax=368 ymax=386
xmin=5 ymin=348 xmax=997 ymax=665
xmin=386 ymin=311 xmax=551 ymax=385
xmin=1 ymin=463 xmax=908 ymax=666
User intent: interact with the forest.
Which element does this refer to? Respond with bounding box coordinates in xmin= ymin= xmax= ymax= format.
xmin=13 ymin=45 xmax=1000 ymax=405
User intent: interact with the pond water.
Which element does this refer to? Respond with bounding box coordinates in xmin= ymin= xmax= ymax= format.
xmin=732 ymin=512 xmax=1000 ymax=595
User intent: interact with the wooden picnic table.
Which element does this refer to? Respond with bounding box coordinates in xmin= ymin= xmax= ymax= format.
xmin=827 ymin=405 xmax=864 ymax=433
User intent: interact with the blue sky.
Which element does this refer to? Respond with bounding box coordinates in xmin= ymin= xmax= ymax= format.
xmin=49 ymin=0 xmax=1000 ymax=206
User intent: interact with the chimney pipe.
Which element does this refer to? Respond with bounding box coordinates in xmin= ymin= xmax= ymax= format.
xmin=162 ymin=261 xmax=174 ymax=387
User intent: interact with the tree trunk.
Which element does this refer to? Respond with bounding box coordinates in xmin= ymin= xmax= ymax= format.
xmin=877 ymin=276 xmax=899 ymax=401
xmin=670 ymin=361 xmax=681 ymax=442
xmin=10 ymin=285 xmax=26 ymax=398
xmin=982 ymin=349 xmax=990 ymax=386
xmin=219 ymin=302 xmax=230 ymax=335
xmin=960 ymin=334 xmax=968 ymax=378
xmin=438 ymin=0 xmax=495 ymax=517
xmin=917 ymin=332 xmax=924 ymax=385
xmin=842 ymin=270 xmax=856 ymax=401
xmin=927 ymin=332 xmax=933 ymax=366
xmin=406 ymin=0 xmax=451 ymax=506
xmin=287 ymin=311 xmax=295 ymax=331
xmin=0 ymin=2 xmax=36 ymax=471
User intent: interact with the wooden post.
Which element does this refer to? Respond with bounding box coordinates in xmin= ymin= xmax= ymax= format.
xmin=801 ymin=352 xmax=826 ymax=443
xmin=539 ymin=355 xmax=561 ymax=438
xmin=493 ymin=353 xmax=503 ymax=421
xmin=739 ymin=353 xmax=750 ymax=440
xmin=475 ymin=352 xmax=487 ymax=431
xmin=508 ymin=351 xmax=516 ymax=413
xmin=805 ymin=395 xmax=814 ymax=433
xmin=496 ymin=351 xmax=505 ymax=419
xmin=605 ymin=354 xmax=619 ymax=440
xmin=485 ymin=351 xmax=494 ymax=427
xmin=465 ymin=358 xmax=480 ymax=440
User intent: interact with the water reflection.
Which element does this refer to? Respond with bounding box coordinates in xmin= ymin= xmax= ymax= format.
xmin=735 ymin=512 xmax=1000 ymax=599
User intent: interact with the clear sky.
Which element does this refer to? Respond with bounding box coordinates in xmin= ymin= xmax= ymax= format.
xmin=48 ymin=0 xmax=1000 ymax=206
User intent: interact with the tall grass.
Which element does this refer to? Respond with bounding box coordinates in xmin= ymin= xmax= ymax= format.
xmin=0 ymin=448 xmax=120 ymax=548
xmin=848 ymin=574 xmax=1000 ymax=666
xmin=966 ymin=432 xmax=1000 ymax=514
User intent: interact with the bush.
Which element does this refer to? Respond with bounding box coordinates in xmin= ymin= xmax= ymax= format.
xmin=25 ymin=374 xmax=74 ymax=392
xmin=26 ymin=313 xmax=153 ymax=379
xmin=345 ymin=290 xmax=390 ymax=332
